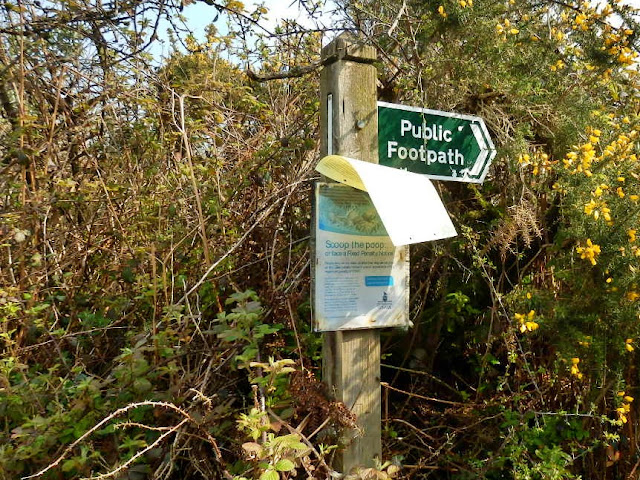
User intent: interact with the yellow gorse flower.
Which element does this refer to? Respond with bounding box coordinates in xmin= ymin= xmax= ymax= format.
xmin=578 ymin=335 xmax=592 ymax=347
xmin=518 ymin=151 xmax=555 ymax=176
xmin=629 ymin=229 xmax=636 ymax=243
xmin=625 ymin=338 xmax=634 ymax=352
xmin=564 ymin=129 xmax=638 ymax=183
xmin=570 ymin=357 xmax=583 ymax=379
xmin=576 ymin=239 xmax=601 ymax=265
xmin=515 ymin=310 xmax=539 ymax=333
xmin=617 ymin=393 xmax=634 ymax=423
xmin=495 ymin=18 xmax=519 ymax=38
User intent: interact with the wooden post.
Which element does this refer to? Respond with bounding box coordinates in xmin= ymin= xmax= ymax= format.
xmin=319 ymin=33 xmax=381 ymax=473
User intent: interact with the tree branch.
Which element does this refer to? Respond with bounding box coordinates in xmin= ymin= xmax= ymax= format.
xmin=246 ymin=61 xmax=322 ymax=82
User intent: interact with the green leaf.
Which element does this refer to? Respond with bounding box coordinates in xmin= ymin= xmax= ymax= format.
xmin=274 ymin=459 xmax=295 ymax=472
xmin=289 ymin=441 xmax=308 ymax=451
xmin=226 ymin=289 xmax=258 ymax=305
xmin=259 ymin=469 xmax=279 ymax=480
xmin=61 ymin=459 xmax=78 ymax=472
xmin=252 ymin=323 xmax=280 ymax=338
xmin=133 ymin=377 xmax=152 ymax=394
xmin=121 ymin=266 xmax=136 ymax=283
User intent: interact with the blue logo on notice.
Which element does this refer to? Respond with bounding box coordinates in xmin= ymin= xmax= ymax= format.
xmin=365 ymin=276 xmax=394 ymax=287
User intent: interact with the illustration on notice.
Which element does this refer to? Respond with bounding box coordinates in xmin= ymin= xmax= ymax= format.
xmin=318 ymin=189 xmax=387 ymax=236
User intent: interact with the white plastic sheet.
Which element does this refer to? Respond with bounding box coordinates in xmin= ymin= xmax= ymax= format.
xmin=316 ymin=155 xmax=457 ymax=246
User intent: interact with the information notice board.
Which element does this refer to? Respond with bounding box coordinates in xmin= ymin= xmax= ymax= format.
xmin=313 ymin=182 xmax=410 ymax=331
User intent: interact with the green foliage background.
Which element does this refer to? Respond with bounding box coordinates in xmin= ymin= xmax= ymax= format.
xmin=0 ymin=0 xmax=639 ymax=478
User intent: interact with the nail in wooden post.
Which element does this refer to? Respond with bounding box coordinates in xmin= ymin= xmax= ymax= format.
xmin=319 ymin=33 xmax=381 ymax=473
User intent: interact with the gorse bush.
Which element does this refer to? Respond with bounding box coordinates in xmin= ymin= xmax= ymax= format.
xmin=342 ymin=0 xmax=640 ymax=476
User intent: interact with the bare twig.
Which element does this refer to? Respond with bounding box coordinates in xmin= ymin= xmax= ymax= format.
xmin=380 ymin=382 xmax=470 ymax=407
xmin=21 ymin=401 xmax=192 ymax=480
xmin=246 ymin=61 xmax=322 ymax=82
xmin=387 ymin=0 xmax=407 ymax=36
xmin=174 ymin=92 xmax=211 ymax=264
xmin=176 ymin=191 xmax=284 ymax=305
xmin=82 ymin=418 xmax=189 ymax=480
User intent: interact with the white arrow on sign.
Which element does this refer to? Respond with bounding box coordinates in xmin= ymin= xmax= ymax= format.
xmin=468 ymin=123 xmax=489 ymax=177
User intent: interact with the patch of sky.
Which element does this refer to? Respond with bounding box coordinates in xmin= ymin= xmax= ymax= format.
xmin=148 ymin=0 xmax=340 ymax=63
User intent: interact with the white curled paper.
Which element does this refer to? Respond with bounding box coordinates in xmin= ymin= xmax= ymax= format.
xmin=316 ymin=155 xmax=457 ymax=246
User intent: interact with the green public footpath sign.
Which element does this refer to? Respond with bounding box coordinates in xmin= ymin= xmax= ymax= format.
xmin=378 ymin=101 xmax=496 ymax=183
